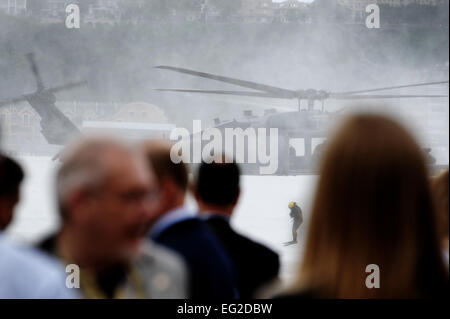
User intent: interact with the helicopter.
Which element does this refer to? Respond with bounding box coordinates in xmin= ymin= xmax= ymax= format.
xmin=0 ymin=53 xmax=86 ymax=147
xmin=154 ymin=65 xmax=449 ymax=175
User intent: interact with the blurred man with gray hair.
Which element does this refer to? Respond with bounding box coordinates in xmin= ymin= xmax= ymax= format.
xmin=38 ymin=137 xmax=187 ymax=299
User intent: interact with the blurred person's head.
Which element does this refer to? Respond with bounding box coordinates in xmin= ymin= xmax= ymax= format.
xmin=56 ymin=137 xmax=157 ymax=269
xmin=431 ymin=169 xmax=449 ymax=251
xmin=191 ymin=156 xmax=240 ymax=217
xmin=0 ymin=155 xmax=24 ymax=230
xmin=296 ymin=113 xmax=448 ymax=298
xmin=142 ymin=140 xmax=188 ymax=224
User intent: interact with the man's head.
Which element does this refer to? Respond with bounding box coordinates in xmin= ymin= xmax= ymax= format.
xmin=57 ymin=137 xmax=157 ymax=267
xmin=0 ymin=155 xmax=24 ymax=230
xmin=141 ymin=140 xmax=188 ymax=224
xmin=192 ymin=157 xmax=241 ymax=217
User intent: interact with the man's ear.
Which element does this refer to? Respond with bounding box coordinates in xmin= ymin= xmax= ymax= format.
xmin=0 ymin=199 xmax=10 ymax=230
xmin=65 ymin=189 xmax=90 ymax=222
xmin=232 ymin=188 xmax=241 ymax=207
xmin=158 ymin=180 xmax=174 ymax=206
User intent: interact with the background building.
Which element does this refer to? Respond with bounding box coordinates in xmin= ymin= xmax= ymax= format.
xmin=0 ymin=0 xmax=27 ymax=15
xmin=0 ymin=101 xmax=171 ymax=156
xmin=335 ymin=0 xmax=448 ymax=24
xmin=274 ymin=0 xmax=311 ymax=23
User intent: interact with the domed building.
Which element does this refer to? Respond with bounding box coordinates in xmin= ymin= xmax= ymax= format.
xmin=112 ymin=102 xmax=169 ymax=124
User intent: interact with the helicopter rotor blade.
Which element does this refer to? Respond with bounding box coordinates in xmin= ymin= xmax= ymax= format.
xmin=333 ymin=81 xmax=449 ymax=95
xmin=329 ymin=94 xmax=449 ymax=100
xmin=0 ymin=80 xmax=87 ymax=107
xmin=26 ymin=53 xmax=45 ymax=91
xmin=154 ymin=88 xmax=288 ymax=99
xmin=154 ymin=66 xmax=296 ymax=98
xmin=45 ymin=80 xmax=88 ymax=95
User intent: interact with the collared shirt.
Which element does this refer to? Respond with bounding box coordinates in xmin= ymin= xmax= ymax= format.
xmin=150 ymin=208 xmax=240 ymax=299
xmin=199 ymin=211 xmax=231 ymax=223
xmin=37 ymin=233 xmax=187 ymax=299
xmin=0 ymin=234 xmax=78 ymax=299
xmin=76 ymin=241 xmax=188 ymax=299
xmin=149 ymin=206 xmax=196 ymax=239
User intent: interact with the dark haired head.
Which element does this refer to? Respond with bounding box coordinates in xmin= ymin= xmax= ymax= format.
xmin=0 ymin=155 xmax=24 ymax=198
xmin=195 ymin=159 xmax=240 ymax=207
xmin=0 ymin=154 xmax=24 ymax=230
xmin=143 ymin=141 xmax=188 ymax=192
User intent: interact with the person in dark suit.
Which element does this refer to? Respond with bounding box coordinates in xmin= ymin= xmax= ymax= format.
xmin=142 ymin=140 xmax=238 ymax=299
xmin=191 ymin=156 xmax=280 ymax=299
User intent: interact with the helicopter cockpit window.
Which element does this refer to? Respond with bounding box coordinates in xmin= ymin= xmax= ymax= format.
xmin=312 ymin=137 xmax=327 ymax=157
xmin=289 ymin=138 xmax=305 ymax=157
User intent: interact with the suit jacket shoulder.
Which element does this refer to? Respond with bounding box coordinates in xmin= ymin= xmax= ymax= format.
xmin=205 ymin=216 xmax=280 ymax=298
xmin=151 ymin=217 xmax=238 ymax=299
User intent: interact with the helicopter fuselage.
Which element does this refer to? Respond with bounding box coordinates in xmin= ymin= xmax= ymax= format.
xmin=25 ymin=90 xmax=81 ymax=145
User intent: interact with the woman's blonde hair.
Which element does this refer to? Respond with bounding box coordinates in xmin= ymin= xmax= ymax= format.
xmin=296 ymin=113 xmax=447 ymax=298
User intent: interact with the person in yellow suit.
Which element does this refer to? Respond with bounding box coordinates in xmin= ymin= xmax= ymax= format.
xmin=288 ymin=202 xmax=303 ymax=244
